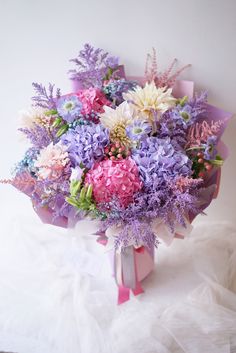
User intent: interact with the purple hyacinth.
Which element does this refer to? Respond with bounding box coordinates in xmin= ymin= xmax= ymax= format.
xmin=126 ymin=120 xmax=152 ymax=141
xmin=56 ymin=95 xmax=83 ymax=123
xmin=132 ymin=136 xmax=192 ymax=188
xmin=61 ymin=123 xmax=109 ymax=169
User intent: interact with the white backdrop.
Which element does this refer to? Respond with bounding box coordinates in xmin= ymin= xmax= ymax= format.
xmin=0 ymin=0 xmax=235 ymax=224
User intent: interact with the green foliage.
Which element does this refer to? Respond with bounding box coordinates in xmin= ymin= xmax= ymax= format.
xmin=56 ymin=124 xmax=69 ymax=137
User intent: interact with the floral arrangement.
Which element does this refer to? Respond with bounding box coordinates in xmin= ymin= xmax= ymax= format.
xmin=4 ymin=44 xmax=231 ymax=304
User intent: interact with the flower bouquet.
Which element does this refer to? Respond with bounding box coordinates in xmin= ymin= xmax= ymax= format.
xmin=4 ymin=44 xmax=231 ymax=304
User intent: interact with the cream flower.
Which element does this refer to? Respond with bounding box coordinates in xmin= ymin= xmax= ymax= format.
xmin=19 ymin=107 xmax=51 ymax=128
xmin=123 ymin=81 xmax=176 ymax=121
xmin=99 ymin=101 xmax=134 ymax=145
xmin=99 ymin=101 xmax=134 ymax=129
xmin=35 ymin=142 xmax=69 ymax=180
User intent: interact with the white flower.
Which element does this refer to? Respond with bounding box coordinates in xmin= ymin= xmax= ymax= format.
xmin=99 ymin=101 xmax=135 ymax=146
xmin=99 ymin=101 xmax=134 ymax=130
xmin=123 ymin=81 xmax=176 ymax=121
xmin=35 ymin=142 xmax=69 ymax=180
xmin=19 ymin=107 xmax=50 ymax=128
xmin=70 ymin=166 xmax=84 ymax=182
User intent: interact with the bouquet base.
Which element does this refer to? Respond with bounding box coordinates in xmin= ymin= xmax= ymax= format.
xmin=112 ymin=245 xmax=155 ymax=304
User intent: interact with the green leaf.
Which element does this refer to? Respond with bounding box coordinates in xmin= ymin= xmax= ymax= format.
xmin=79 ymin=186 xmax=86 ymax=202
xmin=52 ymin=117 xmax=62 ymax=128
xmin=86 ymin=184 xmax=93 ymax=200
xmin=210 ymin=158 xmax=224 ymax=166
xmin=66 ymin=197 xmax=80 ymax=208
xmin=56 ymin=124 xmax=69 ymax=137
xmin=180 ymin=96 xmax=188 ymax=107
xmin=70 ymin=180 xmax=81 ymax=197
xmin=45 ymin=109 xmax=58 ymax=116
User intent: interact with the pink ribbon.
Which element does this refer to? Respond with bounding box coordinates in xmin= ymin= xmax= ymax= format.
xmin=116 ymin=246 xmax=146 ymax=305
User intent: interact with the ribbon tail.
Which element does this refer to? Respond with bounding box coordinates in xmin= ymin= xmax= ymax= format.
xmin=118 ymin=285 xmax=130 ymax=305
xmin=132 ymin=281 xmax=144 ymax=296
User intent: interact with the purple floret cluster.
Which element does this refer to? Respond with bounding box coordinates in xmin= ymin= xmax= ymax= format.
xmin=61 ymin=124 xmax=110 ymax=169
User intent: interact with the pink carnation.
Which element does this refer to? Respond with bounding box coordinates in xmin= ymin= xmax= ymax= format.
xmin=76 ymin=88 xmax=111 ymax=115
xmin=85 ymin=158 xmax=142 ymax=207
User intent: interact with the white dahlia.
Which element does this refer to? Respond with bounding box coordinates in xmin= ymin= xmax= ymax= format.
xmin=123 ymin=81 xmax=176 ymax=121
xmin=99 ymin=101 xmax=134 ymax=145
xmin=19 ymin=107 xmax=51 ymax=128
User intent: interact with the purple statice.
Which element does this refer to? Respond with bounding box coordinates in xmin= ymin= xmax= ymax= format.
xmin=185 ymin=91 xmax=208 ymax=121
xmin=68 ymin=43 xmax=119 ymax=89
xmin=132 ymin=136 xmax=192 ymax=188
xmin=56 ymin=95 xmax=83 ymax=123
xmin=126 ymin=120 xmax=152 ymax=141
xmin=115 ymin=220 xmax=158 ymax=250
xmin=203 ymin=135 xmax=217 ymax=160
xmin=19 ymin=123 xmax=54 ymax=149
xmin=103 ymin=79 xmax=137 ymax=105
xmin=61 ymin=123 xmax=109 ymax=169
xmin=32 ymin=161 xmax=73 ymax=221
xmin=100 ymin=175 xmax=201 ymax=250
xmin=31 ymin=82 xmax=61 ymax=109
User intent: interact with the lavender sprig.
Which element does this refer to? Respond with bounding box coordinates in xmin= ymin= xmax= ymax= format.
xmin=68 ymin=43 xmax=119 ymax=88
xmin=31 ymin=82 xmax=61 ymax=109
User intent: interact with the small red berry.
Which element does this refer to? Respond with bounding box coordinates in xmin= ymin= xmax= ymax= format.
xmin=205 ymin=164 xmax=212 ymax=171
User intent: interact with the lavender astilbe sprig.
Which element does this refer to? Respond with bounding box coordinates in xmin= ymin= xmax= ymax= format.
xmin=99 ymin=174 xmax=202 ymax=249
xmin=19 ymin=123 xmax=54 ymax=148
xmin=68 ymin=43 xmax=119 ymax=89
xmin=187 ymin=91 xmax=208 ymax=119
xmin=31 ymin=82 xmax=61 ymax=109
xmin=114 ymin=220 xmax=158 ymax=251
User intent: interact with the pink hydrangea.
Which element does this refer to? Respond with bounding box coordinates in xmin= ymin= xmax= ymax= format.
xmin=76 ymin=88 xmax=111 ymax=115
xmin=85 ymin=158 xmax=142 ymax=207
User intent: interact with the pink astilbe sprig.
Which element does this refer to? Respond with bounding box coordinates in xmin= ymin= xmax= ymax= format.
xmin=1 ymin=171 xmax=36 ymax=196
xmin=145 ymin=48 xmax=191 ymax=88
xmin=186 ymin=120 xmax=225 ymax=148
xmin=174 ymin=176 xmax=203 ymax=193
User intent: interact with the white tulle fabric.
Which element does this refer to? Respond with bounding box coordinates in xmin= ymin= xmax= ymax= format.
xmin=0 ymin=212 xmax=236 ymax=353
